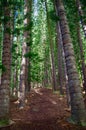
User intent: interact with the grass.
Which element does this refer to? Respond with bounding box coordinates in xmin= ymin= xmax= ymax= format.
xmin=0 ymin=119 xmax=9 ymax=127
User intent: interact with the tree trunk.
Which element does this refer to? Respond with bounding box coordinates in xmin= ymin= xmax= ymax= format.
xmin=76 ymin=0 xmax=86 ymax=37
xmin=55 ymin=0 xmax=86 ymax=125
xmin=19 ymin=44 xmax=26 ymax=108
xmin=25 ymin=47 xmax=31 ymax=93
xmin=0 ymin=23 xmax=3 ymax=85
xmin=0 ymin=1 xmax=11 ymax=121
xmin=13 ymin=64 xmax=18 ymax=97
xmin=56 ymin=22 xmax=65 ymax=94
xmin=76 ymin=0 xmax=86 ymax=93
xmin=45 ymin=0 xmax=58 ymax=91
xmin=25 ymin=0 xmax=32 ymax=93
xmin=77 ymin=21 xmax=86 ymax=92
xmin=44 ymin=49 xmax=49 ymax=88
xmin=19 ymin=0 xmax=31 ymax=108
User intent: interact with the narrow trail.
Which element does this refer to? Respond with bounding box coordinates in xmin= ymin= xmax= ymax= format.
xmin=10 ymin=88 xmax=68 ymax=122
xmin=7 ymin=88 xmax=86 ymax=130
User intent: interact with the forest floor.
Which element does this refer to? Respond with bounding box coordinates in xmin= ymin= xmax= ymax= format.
xmin=2 ymin=87 xmax=86 ymax=130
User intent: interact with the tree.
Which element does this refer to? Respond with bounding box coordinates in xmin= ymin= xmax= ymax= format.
xmin=45 ymin=0 xmax=58 ymax=91
xmin=76 ymin=0 xmax=86 ymax=92
xmin=76 ymin=0 xmax=86 ymax=37
xmin=19 ymin=0 xmax=31 ymax=108
xmin=0 ymin=0 xmax=11 ymax=123
xmin=56 ymin=22 xmax=66 ymax=94
xmin=55 ymin=0 xmax=86 ymax=125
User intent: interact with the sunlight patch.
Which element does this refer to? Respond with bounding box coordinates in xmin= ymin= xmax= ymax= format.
xmin=34 ymin=89 xmax=43 ymax=95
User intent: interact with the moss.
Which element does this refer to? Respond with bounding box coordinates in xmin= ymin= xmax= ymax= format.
xmin=0 ymin=119 xmax=9 ymax=127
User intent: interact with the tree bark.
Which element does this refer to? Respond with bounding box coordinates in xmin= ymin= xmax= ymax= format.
xmin=44 ymin=49 xmax=49 ymax=87
xmin=76 ymin=0 xmax=86 ymax=93
xmin=19 ymin=0 xmax=31 ymax=108
xmin=56 ymin=22 xmax=66 ymax=94
xmin=55 ymin=0 xmax=86 ymax=125
xmin=25 ymin=0 xmax=32 ymax=93
xmin=0 ymin=1 xmax=11 ymax=121
xmin=45 ymin=0 xmax=58 ymax=91
xmin=76 ymin=0 xmax=86 ymax=37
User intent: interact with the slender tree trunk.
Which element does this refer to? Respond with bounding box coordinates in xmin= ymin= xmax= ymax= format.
xmin=77 ymin=21 xmax=86 ymax=92
xmin=25 ymin=58 xmax=31 ymax=92
xmin=13 ymin=63 xmax=18 ymax=97
xmin=55 ymin=0 xmax=86 ymax=125
xmin=55 ymin=3 xmax=67 ymax=94
xmin=56 ymin=18 xmax=70 ymax=104
xmin=0 ymin=23 xmax=3 ymax=85
xmin=19 ymin=0 xmax=27 ymax=108
xmin=76 ymin=0 xmax=86 ymax=37
xmin=19 ymin=44 xmax=26 ymax=108
xmin=76 ymin=0 xmax=86 ymax=93
xmin=56 ymin=22 xmax=65 ymax=94
xmin=25 ymin=0 xmax=32 ymax=93
xmin=25 ymin=47 xmax=31 ymax=92
xmin=10 ymin=5 xmax=15 ymax=96
xmin=45 ymin=0 xmax=58 ymax=91
xmin=0 ymin=1 xmax=11 ymax=121
xmin=44 ymin=50 xmax=49 ymax=87
xmin=19 ymin=0 xmax=31 ymax=108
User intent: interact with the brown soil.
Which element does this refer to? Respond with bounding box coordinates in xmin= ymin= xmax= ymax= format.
xmin=2 ymin=87 xmax=86 ymax=130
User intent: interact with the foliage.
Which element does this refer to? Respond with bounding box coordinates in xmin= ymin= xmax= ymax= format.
xmin=0 ymin=0 xmax=85 ymax=86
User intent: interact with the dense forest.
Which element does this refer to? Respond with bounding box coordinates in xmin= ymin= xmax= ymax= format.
xmin=0 ymin=0 xmax=86 ymax=129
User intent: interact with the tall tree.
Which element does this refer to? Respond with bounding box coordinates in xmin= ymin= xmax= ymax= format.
xmin=0 ymin=0 xmax=11 ymax=123
xmin=45 ymin=0 xmax=58 ymax=91
xmin=76 ymin=0 xmax=86 ymax=37
xmin=25 ymin=0 xmax=32 ymax=93
xmin=55 ymin=0 xmax=86 ymax=125
xmin=56 ymin=22 xmax=66 ymax=94
xmin=19 ymin=0 xmax=31 ymax=108
xmin=76 ymin=0 xmax=86 ymax=92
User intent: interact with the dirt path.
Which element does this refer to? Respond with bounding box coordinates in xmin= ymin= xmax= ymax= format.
xmin=6 ymin=88 xmax=86 ymax=130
